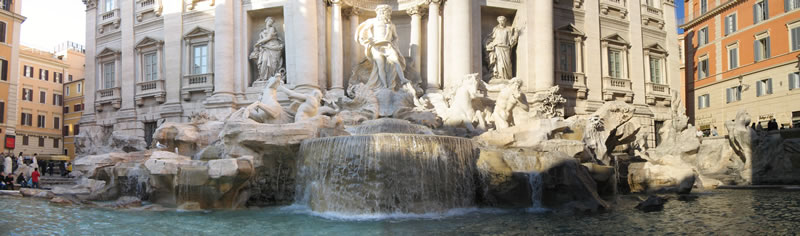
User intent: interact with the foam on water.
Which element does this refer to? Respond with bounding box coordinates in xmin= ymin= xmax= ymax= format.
xmin=281 ymin=204 xmax=512 ymax=221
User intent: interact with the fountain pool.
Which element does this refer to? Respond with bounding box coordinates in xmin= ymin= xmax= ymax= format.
xmin=1 ymin=189 xmax=798 ymax=235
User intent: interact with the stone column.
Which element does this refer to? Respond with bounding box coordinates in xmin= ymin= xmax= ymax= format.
xmin=160 ymin=0 xmax=184 ymax=121
xmin=208 ymin=0 xmax=236 ymax=105
xmin=532 ymin=0 xmax=554 ymax=90
xmin=443 ymin=0 xmax=473 ymax=88
xmin=286 ymin=0 xmax=321 ymax=92
xmin=407 ymin=5 xmax=424 ymax=73
xmin=329 ymin=0 xmax=345 ymax=95
xmin=426 ymin=0 xmax=442 ymax=91
xmin=347 ymin=8 xmax=362 ymax=72
xmin=81 ymin=1 xmax=98 ymax=126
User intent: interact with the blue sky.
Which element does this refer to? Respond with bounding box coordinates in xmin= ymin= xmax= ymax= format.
xmin=676 ymin=0 xmax=685 ymax=33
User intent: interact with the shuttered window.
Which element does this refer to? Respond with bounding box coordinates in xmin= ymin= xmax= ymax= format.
xmin=792 ymin=27 xmax=800 ymax=51
xmin=790 ymin=73 xmax=800 ymax=90
xmin=725 ymin=14 xmax=737 ymax=35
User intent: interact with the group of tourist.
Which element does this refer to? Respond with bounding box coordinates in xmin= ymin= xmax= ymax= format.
xmin=695 ymin=118 xmax=797 ymax=138
xmin=0 ymin=152 xmax=72 ymax=190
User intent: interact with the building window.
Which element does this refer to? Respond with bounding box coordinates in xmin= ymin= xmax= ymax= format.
xmin=608 ymin=49 xmax=622 ymax=79
xmin=649 ymin=57 xmax=662 ymax=84
xmin=66 ymin=87 xmax=70 ymax=96
xmin=701 ymin=0 xmax=708 ymax=14
xmin=728 ymin=45 xmax=739 ymax=70
xmin=22 ymin=135 xmax=28 ymax=146
xmin=786 ymin=0 xmax=800 ymax=11
xmin=63 ymin=125 xmax=68 ymax=136
xmin=53 ymin=138 xmax=59 ymax=148
xmin=53 ymin=117 xmax=60 ymax=129
xmin=754 ymin=1 xmax=769 ymax=24
xmin=68 ymin=74 xmax=73 ymax=82
xmin=0 ymin=21 xmax=6 ymax=43
xmin=725 ymin=14 xmax=737 ymax=35
xmin=21 ymin=88 xmax=33 ymax=101
xmin=0 ymin=101 xmax=4 ymax=123
xmin=727 ymin=86 xmax=742 ymax=103
xmin=0 ymin=58 xmax=6 ymax=81
xmin=754 ymin=36 xmax=770 ymax=62
xmin=558 ymin=41 xmax=576 ymax=72
xmin=63 ymin=106 xmax=69 ymax=114
xmin=39 ymin=91 xmax=46 ymax=104
xmin=1 ymin=0 xmax=10 ymax=11
xmin=143 ymin=52 xmax=158 ymax=81
xmin=756 ymin=78 xmax=773 ymax=97
xmin=791 ymin=26 xmax=800 ymax=51
xmin=698 ymin=57 xmax=709 ymax=80
xmin=20 ymin=112 xmax=31 ymax=126
xmin=105 ymin=0 xmax=115 ymax=12
xmin=23 ymin=65 xmax=32 ymax=77
xmin=103 ymin=62 xmax=115 ymax=89
xmin=790 ymin=72 xmax=800 ymax=90
xmin=698 ymin=94 xmax=710 ymax=109
xmin=53 ymin=94 xmax=63 ymax=106
xmin=38 ymin=137 xmax=44 ymax=147
xmin=698 ymin=27 xmax=709 ymax=46
xmin=36 ymin=115 xmax=45 ymax=128
xmin=77 ymin=83 xmax=82 ymax=93
xmin=192 ymin=44 xmax=209 ymax=74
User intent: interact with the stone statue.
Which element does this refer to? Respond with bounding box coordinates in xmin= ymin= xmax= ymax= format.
xmin=356 ymin=5 xmax=409 ymax=89
xmin=229 ymin=76 xmax=291 ymax=124
xmin=428 ymin=74 xmax=488 ymax=133
xmin=491 ymin=77 xmax=528 ymax=129
xmin=250 ymin=17 xmax=284 ymax=83
xmin=484 ymin=16 xmax=519 ymax=81
xmin=279 ymin=86 xmax=323 ymax=123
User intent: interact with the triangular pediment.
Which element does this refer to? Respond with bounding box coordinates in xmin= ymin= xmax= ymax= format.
xmin=602 ymin=33 xmax=629 ymax=45
xmin=135 ymin=36 xmax=163 ymax=48
xmin=185 ymin=26 xmax=213 ymax=38
xmin=97 ymin=47 xmax=119 ymax=57
xmin=557 ymin=24 xmax=585 ymax=36
xmin=645 ymin=43 xmax=668 ymax=54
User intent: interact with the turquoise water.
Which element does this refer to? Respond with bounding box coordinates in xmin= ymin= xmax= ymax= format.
xmin=1 ymin=189 xmax=799 ymax=235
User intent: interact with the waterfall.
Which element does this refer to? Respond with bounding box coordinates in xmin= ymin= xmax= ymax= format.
xmin=346 ymin=118 xmax=434 ymax=135
xmin=528 ymin=172 xmax=543 ymax=209
xmin=295 ymin=134 xmax=479 ymax=215
xmin=119 ymin=164 xmax=149 ymax=200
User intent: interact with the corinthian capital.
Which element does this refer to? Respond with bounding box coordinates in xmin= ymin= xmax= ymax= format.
xmin=343 ymin=7 xmax=361 ymax=17
xmin=427 ymin=0 xmax=444 ymax=5
xmin=406 ymin=5 xmax=426 ymax=16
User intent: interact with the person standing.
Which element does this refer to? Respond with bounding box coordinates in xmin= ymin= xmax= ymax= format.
xmin=47 ymin=161 xmax=54 ymax=176
xmin=30 ymin=168 xmax=40 ymax=189
xmin=711 ymin=126 xmax=719 ymax=136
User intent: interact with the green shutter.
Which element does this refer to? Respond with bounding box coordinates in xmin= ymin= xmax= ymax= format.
xmin=768 ymin=78 xmax=773 ymax=94
xmin=754 ymin=40 xmax=761 ymax=61
xmin=765 ymin=37 xmax=771 ymax=58
xmin=791 ymin=73 xmax=797 ymax=90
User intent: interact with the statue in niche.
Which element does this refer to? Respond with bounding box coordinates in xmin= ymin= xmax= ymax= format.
xmin=250 ymin=17 xmax=284 ymax=83
xmin=490 ymin=77 xmax=528 ymax=129
xmin=356 ymin=4 xmax=410 ymax=90
xmin=484 ymin=16 xmax=519 ymax=81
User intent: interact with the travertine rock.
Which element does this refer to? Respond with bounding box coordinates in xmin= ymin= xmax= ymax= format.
xmin=628 ymin=157 xmax=696 ymax=194
xmin=153 ymin=120 xmax=224 ymax=157
xmin=477 ymin=149 xmax=609 ymax=212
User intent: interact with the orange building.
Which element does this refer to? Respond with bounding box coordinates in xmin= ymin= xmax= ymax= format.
xmin=0 ymin=0 xmax=24 ymax=154
xmin=16 ymin=46 xmax=68 ymax=158
xmin=682 ymin=0 xmax=800 ymax=134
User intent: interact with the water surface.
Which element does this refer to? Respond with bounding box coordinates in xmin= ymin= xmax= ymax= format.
xmin=1 ymin=189 xmax=798 ymax=235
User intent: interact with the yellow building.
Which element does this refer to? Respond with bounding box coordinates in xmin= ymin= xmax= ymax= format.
xmin=0 ymin=0 xmax=25 ymax=153
xmin=56 ymin=42 xmax=85 ymax=160
xmin=17 ymin=46 xmax=67 ymax=158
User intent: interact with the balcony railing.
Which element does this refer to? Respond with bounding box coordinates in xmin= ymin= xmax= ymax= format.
xmin=556 ymin=71 xmax=588 ymax=98
xmin=603 ymin=77 xmax=631 ymax=90
xmin=181 ymin=73 xmax=214 ymax=100
xmin=135 ymin=0 xmax=161 ymax=22
xmin=645 ymin=82 xmax=670 ymax=105
xmin=135 ymin=80 xmax=166 ymax=105
xmin=98 ymin=9 xmax=120 ymax=26
xmin=642 ymin=4 xmax=662 ymax=18
xmin=95 ymin=87 xmax=121 ymax=111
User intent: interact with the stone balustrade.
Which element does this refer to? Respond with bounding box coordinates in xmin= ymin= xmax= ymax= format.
xmin=602 ymin=77 xmax=633 ymax=102
xmin=135 ymin=80 xmax=166 ymax=105
xmin=98 ymin=9 xmax=119 ymax=26
xmin=95 ymin=87 xmax=122 ymax=111
xmin=135 ymin=0 xmax=161 ymax=22
xmin=181 ymin=73 xmax=214 ymax=101
xmin=556 ymin=71 xmax=588 ymax=99
xmin=645 ymin=82 xmax=670 ymax=105
xmin=642 ymin=4 xmax=662 ymax=18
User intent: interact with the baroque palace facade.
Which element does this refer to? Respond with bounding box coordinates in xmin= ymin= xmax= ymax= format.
xmin=683 ymin=0 xmax=800 ymax=134
xmin=81 ymin=0 xmax=680 ymax=147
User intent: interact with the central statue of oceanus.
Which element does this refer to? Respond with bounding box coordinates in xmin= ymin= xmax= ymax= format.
xmin=356 ymin=4 xmax=409 ymax=90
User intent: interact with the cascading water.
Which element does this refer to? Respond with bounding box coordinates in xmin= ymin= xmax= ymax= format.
xmin=119 ymin=163 xmax=149 ymax=200
xmin=295 ymin=132 xmax=479 ymax=215
xmin=346 ymin=118 xmax=434 ymax=135
xmin=527 ymin=172 xmax=543 ymax=209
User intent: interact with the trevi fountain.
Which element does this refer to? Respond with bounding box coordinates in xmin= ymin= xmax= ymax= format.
xmin=2 ymin=1 xmax=800 ymax=235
